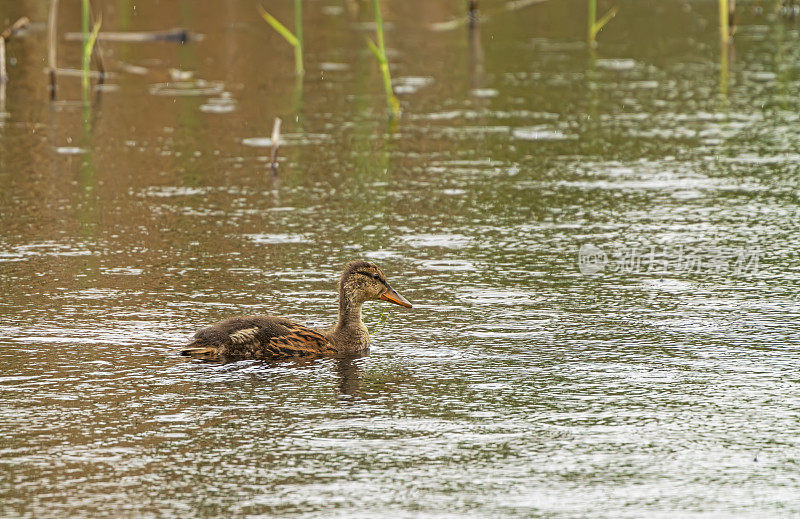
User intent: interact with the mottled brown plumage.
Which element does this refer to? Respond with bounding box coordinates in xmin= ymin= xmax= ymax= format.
xmin=180 ymin=260 xmax=412 ymax=361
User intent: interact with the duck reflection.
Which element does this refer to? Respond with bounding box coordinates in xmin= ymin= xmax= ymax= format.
xmin=181 ymin=351 xmax=421 ymax=401
xmin=335 ymin=357 xmax=364 ymax=398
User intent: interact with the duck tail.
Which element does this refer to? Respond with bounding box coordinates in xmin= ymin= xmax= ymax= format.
xmin=179 ymin=344 xmax=220 ymax=360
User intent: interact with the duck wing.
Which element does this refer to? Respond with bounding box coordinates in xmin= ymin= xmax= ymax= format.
xmin=180 ymin=315 xmax=335 ymax=360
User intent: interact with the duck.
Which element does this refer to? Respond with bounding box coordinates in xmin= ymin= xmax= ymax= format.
xmin=180 ymin=260 xmax=412 ymax=361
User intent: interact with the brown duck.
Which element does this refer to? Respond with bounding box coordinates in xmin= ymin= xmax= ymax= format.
xmin=180 ymin=260 xmax=412 ymax=361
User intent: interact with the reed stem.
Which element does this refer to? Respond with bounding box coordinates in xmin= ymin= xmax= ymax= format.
xmin=81 ymin=0 xmax=90 ymax=99
xmin=294 ymin=0 xmax=303 ymax=76
xmin=719 ymin=0 xmax=730 ymax=44
xmin=269 ymin=117 xmax=282 ymax=175
xmin=587 ymin=0 xmax=618 ymax=49
xmin=0 ymin=17 xmax=32 ymax=85
xmin=0 ymin=37 xmax=6 ymax=85
xmin=369 ymin=0 xmax=399 ymax=118
xmin=81 ymin=16 xmax=101 ymax=110
xmin=48 ymin=0 xmax=59 ymax=99
xmin=257 ymin=3 xmax=303 ymax=76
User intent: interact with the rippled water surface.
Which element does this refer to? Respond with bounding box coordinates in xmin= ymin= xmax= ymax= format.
xmin=2 ymin=1 xmax=800 ymax=517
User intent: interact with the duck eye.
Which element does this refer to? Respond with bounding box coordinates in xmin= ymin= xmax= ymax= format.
xmin=372 ymin=274 xmax=380 ymax=281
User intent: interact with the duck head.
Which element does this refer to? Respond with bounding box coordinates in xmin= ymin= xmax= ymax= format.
xmin=339 ymin=260 xmax=412 ymax=308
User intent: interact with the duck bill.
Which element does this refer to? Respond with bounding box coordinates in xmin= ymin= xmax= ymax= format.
xmin=380 ymin=287 xmax=412 ymax=308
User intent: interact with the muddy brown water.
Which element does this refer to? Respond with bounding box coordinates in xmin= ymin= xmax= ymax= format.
xmin=1 ymin=0 xmax=799 ymax=516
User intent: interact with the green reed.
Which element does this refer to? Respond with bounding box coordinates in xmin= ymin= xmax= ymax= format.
xmin=258 ymin=1 xmax=304 ymax=76
xmin=367 ymin=0 xmax=399 ymax=118
xmin=587 ymin=0 xmax=618 ymax=49
xmin=719 ymin=0 xmax=730 ymax=44
xmin=81 ymin=0 xmax=100 ymax=105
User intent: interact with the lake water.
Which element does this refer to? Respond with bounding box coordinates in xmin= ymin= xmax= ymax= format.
xmin=1 ymin=0 xmax=799 ymax=516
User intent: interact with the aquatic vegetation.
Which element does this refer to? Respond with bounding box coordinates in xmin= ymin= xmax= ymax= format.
xmin=258 ymin=1 xmax=304 ymax=76
xmin=47 ymin=0 xmax=58 ymax=98
xmin=0 ymin=17 xmax=30 ymax=98
xmin=269 ymin=117 xmax=282 ymax=175
xmin=82 ymin=22 xmax=101 ymax=101
xmin=719 ymin=0 xmax=731 ymax=43
xmin=81 ymin=0 xmax=89 ymax=67
xmin=587 ymin=0 xmax=618 ymax=49
xmin=718 ymin=0 xmax=734 ymax=100
xmin=80 ymin=1 xmax=101 ymax=106
xmin=366 ymin=0 xmax=400 ymax=118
